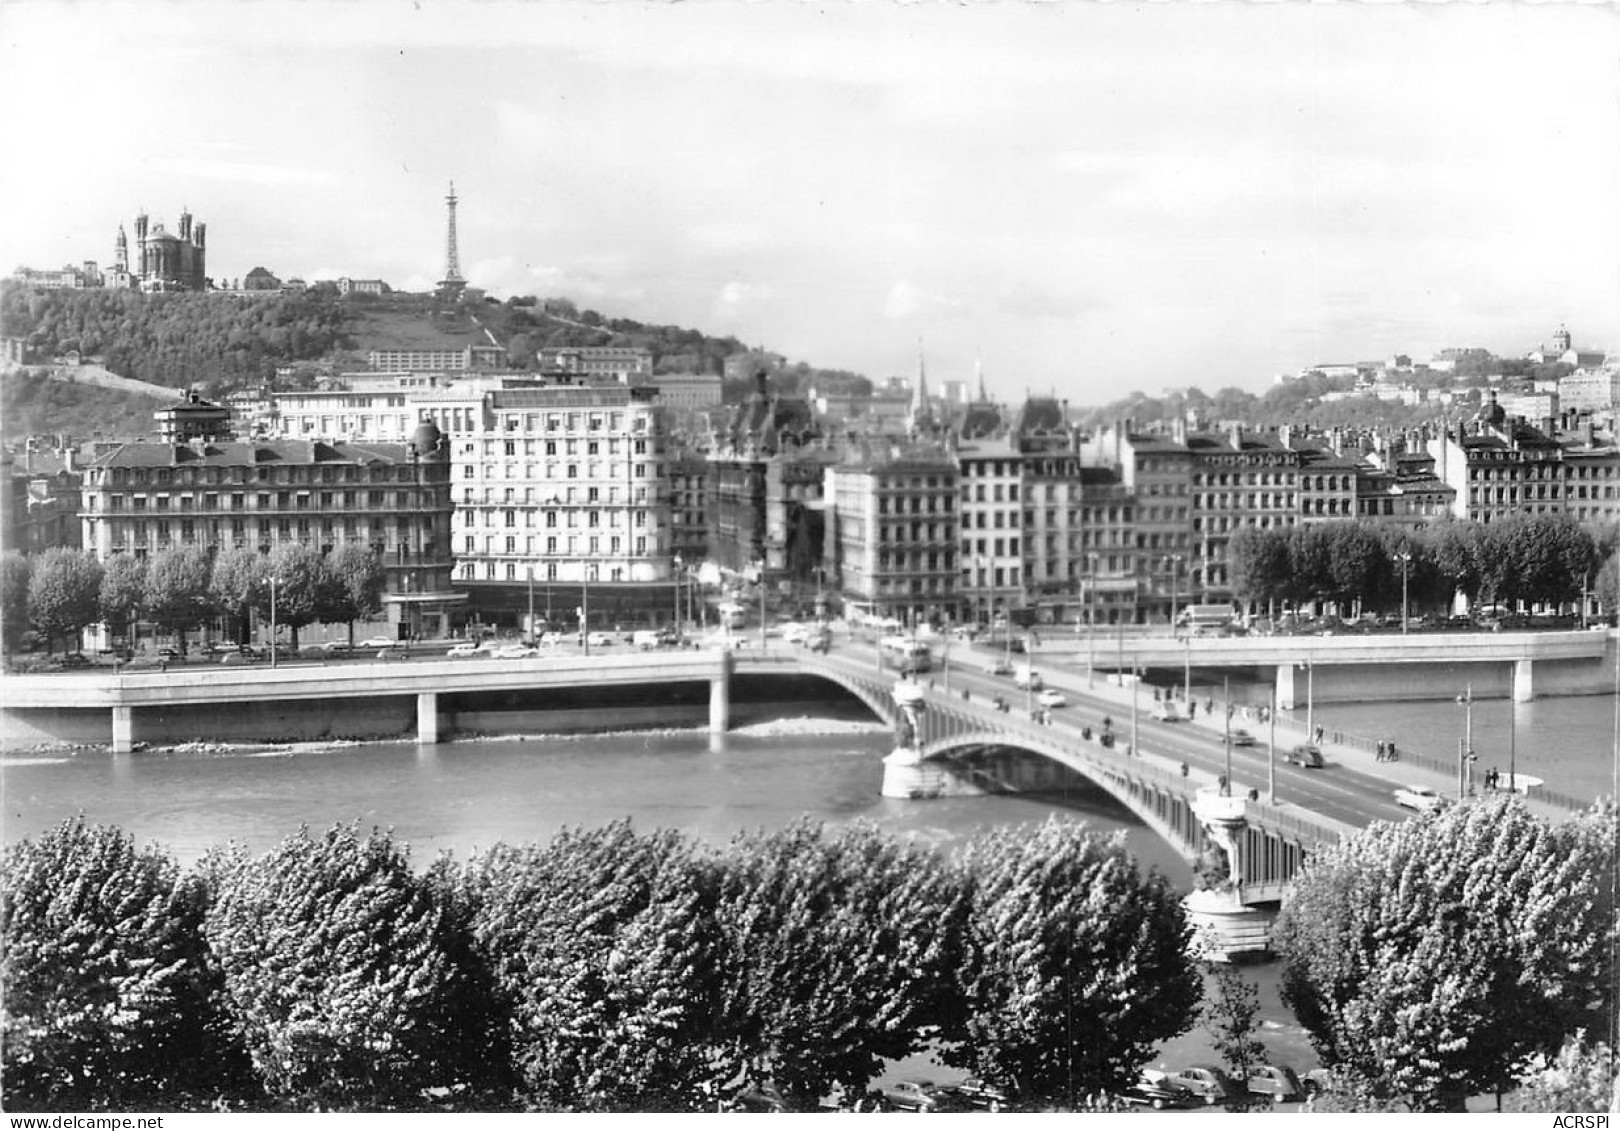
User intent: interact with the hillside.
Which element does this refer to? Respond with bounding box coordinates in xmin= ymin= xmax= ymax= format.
xmin=2 ymin=368 xmax=172 ymax=443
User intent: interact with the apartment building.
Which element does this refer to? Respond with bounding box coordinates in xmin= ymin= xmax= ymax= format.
xmin=955 ymin=434 xmax=1023 ymax=623
xmin=824 ymin=444 xmax=959 ymax=624
xmin=78 ymin=424 xmax=459 ymax=637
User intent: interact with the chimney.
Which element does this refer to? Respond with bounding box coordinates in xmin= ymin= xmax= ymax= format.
xmin=1228 ymin=422 xmax=1243 ymax=451
xmin=1278 ymin=424 xmax=1293 ymax=450
xmin=63 ymin=446 xmax=76 ymax=473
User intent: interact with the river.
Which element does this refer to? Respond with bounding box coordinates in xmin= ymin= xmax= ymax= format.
xmin=5 ymin=689 xmax=1616 ymax=1103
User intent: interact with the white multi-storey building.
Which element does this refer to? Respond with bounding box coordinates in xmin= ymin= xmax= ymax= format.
xmin=411 ymin=385 xmax=672 ymax=586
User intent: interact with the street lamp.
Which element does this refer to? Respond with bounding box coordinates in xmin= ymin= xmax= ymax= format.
xmin=673 ymin=554 xmax=683 ymax=634
xmin=1167 ymin=553 xmax=1183 ymax=636
xmin=269 ymin=574 xmax=279 ymax=669
xmin=1086 ymin=553 xmax=1099 ymax=689
xmin=527 ymin=565 xmax=535 ymax=645
xmin=1267 ymin=680 xmax=1278 ymax=804
xmin=1221 ymin=675 xmax=1233 ymax=796
xmin=1298 ymin=656 xmax=1315 ymax=743
xmin=1396 ymin=551 xmax=1412 ymax=635
xmin=1457 ymin=685 xmax=1474 ymax=799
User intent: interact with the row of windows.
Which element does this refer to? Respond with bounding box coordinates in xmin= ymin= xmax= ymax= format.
xmin=461 ymin=487 xmax=655 ymax=506
xmin=879 ymin=494 xmax=955 ymax=515
xmin=97 ymin=490 xmax=429 ymax=512
xmin=459 ymin=562 xmax=628 ymax=582
xmin=462 ymin=534 xmax=651 ymax=557
xmin=97 ymin=517 xmax=430 ymax=540
xmin=462 ymin=462 xmax=654 ymax=480
xmin=101 ymin=464 xmax=423 ymax=487
xmin=455 ymin=509 xmax=652 ymax=530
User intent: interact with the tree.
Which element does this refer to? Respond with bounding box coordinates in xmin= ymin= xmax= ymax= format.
xmin=143 ymin=545 xmax=215 ymax=653
xmin=0 ymin=818 xmax=250 ymax=1109
xmin=711 ymin=819 xmax=967 ymax=1107
xmin=98 ymin=553 xmax=148 ymax=644
xmin=465 ymin=821 xmax=720 ymax=1111
xmin=1200 ymin=964 xmax=1268 ymax=1111
xmin=945 ymin=819 xmax=1200 ymax=1106
xmin=1276 ymin=797 xmax=1611 ymax=1111
xmin=321 ymin=545 xmax=384 ymax=643
xmin=210 ymin=547 xmax=266 ymax=646
xmin=1227 ymin=527 xmax=1290 ymax=614
xmin=26 ymin=547 xmax=102 ymax=653
xmin=204 ymin=825 xmax=483 ymax=1110
xmin=253 ymin=544 xmax=329 ymax=652
xmin=1504 ymin=1036 xmax=1619 ymax=1113
xmin=2 ymin=550 xmax=30 ymax=651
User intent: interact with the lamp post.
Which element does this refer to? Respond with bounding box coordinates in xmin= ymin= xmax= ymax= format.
xmin=1397 ymin=551 xmax=1412 ymax=635
xmin=1087 ymin=553 xmax=1099 ymax=689
xmin=1130 ymin=663 xmax=1139 ymax=757
xmin=1508 ymin=666 xmax=1518 ymax=793
xmin=527 ymin=566 xmax=535 ymax=645
xmin=269 ymin=574 xmax=279 ymax=669
xmin=756 ymin=563 xmax=767 ymax=651
xmin=1222 ymin=675 xmax=1233 ymax=796
xmin=1167 ymin=553 xmax=1182 ymax=635
xmin=1183 ymin=635 xmax=1192 ymax=705
xmin=581 ymin=566 xmax=591 ymax=657
xmin=1298 ymin=656 xmax=1315 ymax=743
xmin=1456 ymin=685 xmax=1474 ymax=799
xmin=1267 ymin=680 xmax=1277 ymax=804
xmin=673 ymin=555 xmax=683 ymax=634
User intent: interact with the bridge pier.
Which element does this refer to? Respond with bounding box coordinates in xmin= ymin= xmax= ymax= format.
xmin=1514 ymin=658 xmax=1534 ymax=702
xmin=709 ymin=652 xmax=732 ymax=734
xmin=1275 ymin=663 xmax=1298 ymax=710
xmin=1185 ymin=789 xmax=1276 ymax=961
xmin=881 ymin=681 xmax=946 ymax=799
xmin=417 ymin=692 xmax=441 ymax=745
xmin=111 ymin=705 xmax=135 ymax=754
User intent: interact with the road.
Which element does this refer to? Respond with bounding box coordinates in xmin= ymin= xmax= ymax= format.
xmin=832 ymin=635 xmax=1424 ymax=831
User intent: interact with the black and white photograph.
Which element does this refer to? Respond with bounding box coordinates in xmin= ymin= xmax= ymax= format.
xmin=4 ymin=0 xmax=1620 ymax=1119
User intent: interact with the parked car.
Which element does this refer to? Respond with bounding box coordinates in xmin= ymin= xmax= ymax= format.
xmin=1035 ymin=688 xmax=1068 ymax=708
xmin=1286 ymin=743 xmax=1324 ymax=768
xmin=1247 ymin=1064 xmax=1303 ymax=1102
xmin=1124 ymin=1071 xmax=1199 ymax=1110
xmin=943 ymin=1076 xmax=1016 ymax=1110
xmin=320 ymin=641 xmax=355 ymax=654
xmin=1151 ymin=703 xmax=1185 ymax=722
xmin=1164 ymin=1065 xmax=1241 ymax=1106
xmin=1230 ymin=728 xmax=1257 ymax=747
xmin=446 ymin=642 xmax=482 ymax=658
xmin=880 ymin=1080 xmax=968 ymax=1113
xmin=156 ymin=647 xmax=181 ymax=661
xmin=490 ymin=644 xmax=536 ymax=659
xmin=987 ymin=658 xmax=1014 ymax=676
xmin=585 ymin=631 xmax=615 ymax=648
xmin=57 ymin=652 xmax=93 ymax=669
xmin=538 ymin=631 xmax=568 ymax=647
xmin=1395 ymin=785 xmax=1448 ymax=812
xmin=359 ymin=635 xmax=397 ymax=649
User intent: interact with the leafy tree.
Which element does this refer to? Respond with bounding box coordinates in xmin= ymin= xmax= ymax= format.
xmin=711 ymin=819 xmax=967 ymax=1108
xmin=1228 ymin=527 xmax=1289 ymax=614
xmin=26 ymin=547 xmax=102 ymax=653
xmin=1 ymin=819 xmax=250 ymax=1109
xmin=1276 ymin=797 xmax=1610 ymax=1111
xmin=2 ymin=550 xmax=30 ymax=651
xmin=143 ymin=545 xmax=215 ymax=653
xmin=1429 ymin=520 xmax=1483 ymax=609
xmin=98 ymin=553 xmax=148 ymax=644
xmin=253 ymin=544 xmax=329 ymax=651
xmin=945 ymin=819 xmax=1200 ymax=1107
xmin=204 ymin=825 xmax=483 ymax=1110
xmin=465 ymin=821 xmax=720 ymax=1111
xmin=1200 ymin=964 xmax=1267 ymax=1111
xmin=321 ymin=545 xmax=384 ymax=643
xmin=1504 ymin=1036 xmax=1618 ymax=1113
xmin=210 ymin=547 xmax=266 ymax=646
xmin=1285 ymin=526 xmax=1335 ymax=610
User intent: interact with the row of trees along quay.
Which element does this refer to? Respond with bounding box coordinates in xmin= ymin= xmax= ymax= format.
xmin=2 ymin=543 xmax=385 ymax=656
xmin=3 ymin=801 xmax=1618 ymax=1113
xmin=1226 ymin=513 xmax=1614 ymax=617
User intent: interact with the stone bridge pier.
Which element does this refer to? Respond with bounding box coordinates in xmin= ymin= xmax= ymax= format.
xmin=1184 ymin=789 xmax=1282 ymax=961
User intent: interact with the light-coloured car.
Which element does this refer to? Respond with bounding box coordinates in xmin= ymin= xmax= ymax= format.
xmin=1035 ymin=688 xmax=1068 ymax=708
xmin=987 ymin=658 xmax=1014 ymax=676
xmin=1229 ymin=728 xmax=1256 ymax=747
xmin=446 ymin=642 xmax=481 ymax=659
xmin=585 ymin=631 xmax=614 ymax=648
xmin=1395 ymin=785 xmax=1448 ymax=812
xmin=1151 ymin=703 xmax=1185 ymax=722
xmin=538 ymin=631 xmax=567 ymax=647
xmin=360 ymin=636 xmax=397 ymax=649
xmin=489 ymin=644 xmax=536 ymax=659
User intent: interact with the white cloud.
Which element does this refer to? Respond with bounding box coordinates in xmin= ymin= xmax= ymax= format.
xmin=147 ymin=157 xmax=335 ymax=187
xmin=711 ymin=281 xmax=773 ymax=325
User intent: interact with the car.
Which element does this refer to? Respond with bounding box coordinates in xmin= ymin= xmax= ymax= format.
xmin=1035 ymin=688 xmax=1068 ymax=708
xmin=156 ymin=647 xmax=181 ymax=661
xmin=1164 ymin=1065 xmax=1241 ymax=1106
xmin=359 ymin=636 xmax=397 ymax=649
xmin=1151 ymin=704 xmax=1185 ymax=722
xmin=944 ymin=1076 xmax=1016 ymax=1110
xmin=1300 ymin=1068 xmax=1333 ymax=1098
xmin=1124 ymin=1071 xmax=1199 ymax=1110
xmin=446 ymin=642 xmax=482 ymax=658
xmin=987 ymin=658 xmax=1014 ymax=676
xmin=1286 ymin=743 xmax=1324 ymax=768
xmin=236 ymin=644 xmax=264 ymax=659
xmin=778 ymin=623 xmax=810 ymax=644
xmin=320 ymin=641 xmax=355 ymax=654
xmin=1230 ymin=728 xmax=1256 ymax=747
xmin=1246 ymin=1064 xmax=1303 ymax=1102
xmin=1395 ymin=785 xmax=1448 ymax=812
xmin=490 ymin=644 xmax=536 ymax=659
xmin=879 ymin=1080 xmax=970 ymax=1113
xmin=538 ymin=631 xmax=568 ymax=647
xmin=585 ymin=631 xmax=615 ymax=648
xmin=57 ymin=652 xmax=93 ymax=669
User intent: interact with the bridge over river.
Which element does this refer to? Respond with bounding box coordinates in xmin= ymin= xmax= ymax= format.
xmin=9 ymin=631 xmax=1609 ymax=955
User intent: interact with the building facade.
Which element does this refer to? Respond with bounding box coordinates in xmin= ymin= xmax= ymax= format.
xmin=824 ymin=446 xmax=959 ymax=624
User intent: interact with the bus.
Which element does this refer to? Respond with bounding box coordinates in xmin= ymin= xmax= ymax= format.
xmin=1177 ymin=603 xmax=1238 ymax=634
xmin=879 ymin=635 xmax=932 ymax=674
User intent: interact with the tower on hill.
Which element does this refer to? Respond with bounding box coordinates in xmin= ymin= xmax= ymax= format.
xmin=437 ymin=180 xmax=467 ymax=300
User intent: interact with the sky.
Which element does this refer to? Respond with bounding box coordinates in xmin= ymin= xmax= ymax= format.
xmin=3 ymin=0 xmax=1618 ymax=406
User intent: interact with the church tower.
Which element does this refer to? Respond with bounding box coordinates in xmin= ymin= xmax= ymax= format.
xmin=1553 ymin=323 xmax=1572 ymax=354
xmin=114 ymin=225 xmax=128 ymax=272
xmin=907 ymin=339 xmax=935 ymax=437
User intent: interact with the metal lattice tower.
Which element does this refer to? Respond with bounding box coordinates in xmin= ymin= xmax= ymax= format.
xmin=438 ymin=180 xmax=467 ymax=297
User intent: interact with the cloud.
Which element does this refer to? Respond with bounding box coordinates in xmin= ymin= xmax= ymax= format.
xmin=883 ymin=280 xmax=969 ymax=322
xmin=711 ymin=281 xmax=773 ymax=325
xmin=148 ymin=157 xmax=336 ymax=187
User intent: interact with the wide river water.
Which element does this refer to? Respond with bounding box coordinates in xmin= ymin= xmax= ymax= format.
xmin=5 ymin=688 xmax=1616 ymax=1100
